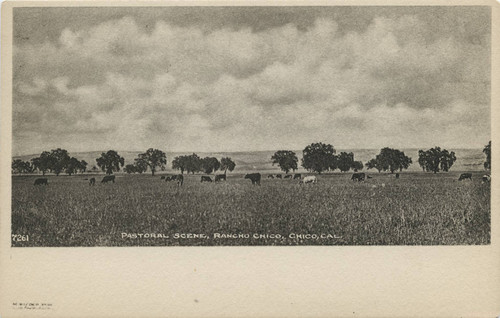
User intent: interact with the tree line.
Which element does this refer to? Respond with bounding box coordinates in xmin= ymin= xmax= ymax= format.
xmin=124 ymin=151 xmax=236 ymax=176
xmin=12 ymin=148 xmax=89 ymax=175
xmin=271 ymin=145 xmax=364 ymax=174
xmin=271 ymin=143 xmax=382 ymax=174
xmin=171 ymin=154 xmax=236 ymax=175
xmin=12 ymin=141 xmax=491 ymax=176
xmin=271 ymin=141 xmax=491 ymax=174
xmin=11 ymin=147 xmax=236 ymax=177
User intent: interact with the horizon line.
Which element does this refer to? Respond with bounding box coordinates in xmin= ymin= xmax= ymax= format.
xmin=12 ymin=146 xmax=486 ymax=158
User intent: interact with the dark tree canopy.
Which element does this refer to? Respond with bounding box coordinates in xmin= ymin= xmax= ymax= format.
xmin=96 ymin=150 xmax=125 ymax=175
xmin=439 ymin=149 xmax=456 ymax=172
xmin=12 ymin=159 xmax=34 ymax=174
xmin=31 ymin=151 xmax=52 ymax=175
xmin=172 ymin=156 xmax=186 ymax=174
xmin=27 ymin=149 xmax=89 ymax=176
xmin=133 ymin=158 xmax=148 ymax=174
xmin=417 ymin=150 xmax=429 ymax=172
xmin=79 ymin=160 xmax=88 ymax=173
xmin=137 ymin=148 xmax=167 ymax=176
xmin=352 ymin=160 xmax=364 ymax=172
xmin=337 ymin=152 xmax=355 ymax=172
xmin=185 ymin=153 xmax=201 ymax=174
xmin=11 ymin=159 xmax=24 ymax=174
xmin=172 ymin=153 xmax=202 ymax=174
xmin=366 ymin=157 xmax=386 ymax=172
xmin=483 ymin=141 xmax=491 ymax=170
xmin=418 ymin=147 xmax=456 ymax=173
xmin=30 ymin=157 xmax=42 ymax=174
xmin=368 ymin=148 xmax=412 ymax=173
xmin=271 ymin=150 xmax=298 ymax=174
xmin=220 ymin=157 xmax=236 ymax=174
xmin=50 ymin=148 xmax=70 ymax=176
xmin=124 ymin=164 xmax=137 ymax=174
xmin=366 ymin=158 xmax=377 ymax=171
xmin=328 ymin=155 xmax=338 ymax=171
xmin=301 ymin=142 xmax=336 ymax=174
xmin=201 ymin=157 xmax=220 ymax=174
xmin=65 ymin=157 xmax=81 ymax=176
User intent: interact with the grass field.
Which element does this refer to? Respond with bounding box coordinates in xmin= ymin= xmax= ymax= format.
xmin=11 ymin=171 xmax=490 ymax=246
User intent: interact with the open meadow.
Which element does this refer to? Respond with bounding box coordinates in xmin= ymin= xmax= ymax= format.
xmin=11 ymin=171 xmax=490 ymax=246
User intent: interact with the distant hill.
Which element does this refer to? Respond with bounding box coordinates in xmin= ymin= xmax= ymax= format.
xmin=13 ymin=148 xmax=486 ymax=174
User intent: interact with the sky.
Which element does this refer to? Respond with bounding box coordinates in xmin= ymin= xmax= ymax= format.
xmin=12 ymin=6 xmax=491 ymax=156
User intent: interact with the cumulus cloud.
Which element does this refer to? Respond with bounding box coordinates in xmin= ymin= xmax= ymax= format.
xmin=12 ymin=9 xmax=490 ymax=155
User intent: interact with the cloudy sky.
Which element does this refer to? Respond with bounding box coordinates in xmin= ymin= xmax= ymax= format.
xmin=13 ymin=6 xmax=490 ymax=156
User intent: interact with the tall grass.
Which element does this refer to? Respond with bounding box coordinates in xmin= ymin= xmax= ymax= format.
xmin=11 ymin=172 xmax=490 ymax=246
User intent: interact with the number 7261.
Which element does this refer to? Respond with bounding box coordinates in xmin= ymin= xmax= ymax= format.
xmin=12 ymin=234 xmax=29 ymax=242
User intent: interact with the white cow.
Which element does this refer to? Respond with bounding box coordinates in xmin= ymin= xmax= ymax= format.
xmin=299 ymin=176 xmax=317 ymax=184
xmin=482 ymin=174 xmax=491 ymax=183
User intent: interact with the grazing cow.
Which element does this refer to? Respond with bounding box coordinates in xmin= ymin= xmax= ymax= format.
xmin=244 ymin=173 xmax=261 ymax=185
xmin=276 ymin=174 xmax=282 ymax=179
xmin=166 ymin=175 xmax=183 ymax=186
xmin=458 ymin=173 xmax=472 ymax=181
xmin=101 ymin=175 xmax=115 ymax=183
xmin=165 ymin=176 xmax=172 ymax=181
xmin=367 ymin=176 xmax=373 ymax=179
xmin=34 ymin=178 xmax=48 ymax=186
xmin=160 ymin=176 xmax=165 ymax=180
xmin=215 ymin=174 xmax=226 ymax=182
xmin=482 ymin=174 xmax=491 ymax=183
xmin=293 ymin=174 xmax=301 ymax=179
xmin=89 ymin=177 xmax=96 ymax=186
xmin=300 ymin=176 xmax=317 ymax=184
xmin=267 ymin=174 xmax=275 ymax=179
xmin=284 ymin=175 xmax=292 ymax=179
xmin=395 ymin=173 xmax=400 ymax=179
xmin=201 ymin=176 xmax=213 ymax=183
xmin=351 ymin=173 xmax=365 ymax=182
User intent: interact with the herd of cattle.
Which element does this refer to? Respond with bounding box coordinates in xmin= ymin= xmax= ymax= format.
xmin=31 ymin=172 xmax=492 ymax=186
xmin=267 ymin=173 xmax=302 ymax=179
xmin=458 ymin=173 xmax=491 ymax=182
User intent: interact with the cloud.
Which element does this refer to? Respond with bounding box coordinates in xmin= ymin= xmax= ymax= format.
xmin=13 ymin=12 xmax=490 ymax=155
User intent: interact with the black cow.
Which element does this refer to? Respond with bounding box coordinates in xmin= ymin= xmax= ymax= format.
xmin=160 ymin=176 xmax=165 ymax=180
xmin=395 ymin=173 xmax=400 ymax=179
xmin=267 ymin=174 xmax=275 ymax=179
xmin=293 ymin=174 xmax=301 ymax=179
xmin=351 ymin=173 xmax=365 ymax=182
xmin=275 ymin=174 xmax=282 ymax=179
xmin=201 ymin=176 xmax=213 ymax=182
xmin=165 ymin=175 xmax=178 ymax=182
xmin=215 ymin=174 xmax=226 ymax=182
xmin=89 ymin=177 xmax=96 ymax=186
xmin=458 ymin=173 xmax=472 ymax=181
xmin=166 ymin=174 xmax=183 ymax=186
xmin=284 ymin=175 xmax=292 ymax=179
xmin=244 ymin=173 xmax=261 ymax=185
xmin=101 ymin=175 xmax=115 ymax=183
xmin=34 ymin=178 xmax=48 ymax=186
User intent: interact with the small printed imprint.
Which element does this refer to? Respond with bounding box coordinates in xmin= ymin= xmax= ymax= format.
xmin=12 ymin=302 xmax=53 ymax=310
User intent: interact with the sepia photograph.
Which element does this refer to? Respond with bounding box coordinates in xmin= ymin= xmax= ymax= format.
xmin=1 ymin=2 xmax=500 ymax=317
xmin=9 ymin=5 xmax=492 ymax=247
